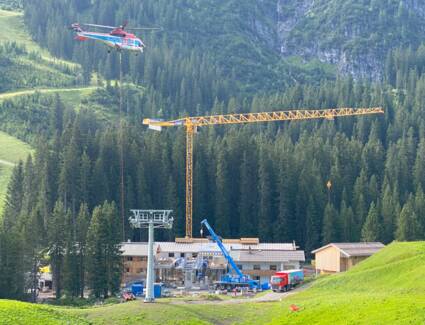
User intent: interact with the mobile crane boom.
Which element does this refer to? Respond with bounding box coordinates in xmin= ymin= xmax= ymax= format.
xmin=201 ymin=219 xmax=244 ymax=278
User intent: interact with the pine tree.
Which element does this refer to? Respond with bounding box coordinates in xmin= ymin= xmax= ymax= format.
xmin=321 ymin=203 xmax=340 ymax=244
xmin=0 ymin=228 xmax=24 ymax=299
xmin=86 ymin=202 xmax=122 ymax=298
xmin=86 ymin=205 xmax=107 ymax=298
xmin=275 ymin=154 xmax=296 ymax=242
xmin=19 ymin=156 xmax=37 ymax=223
xmin=2 ymin=161 xmax=24 ymax=230
xmin=50 ymin=93 xmax=64 ymax=134
xmin=63 ymin=234 xmax=79 ymax=297
xmin=80 ymin=151 xmax=91 ymax=208
xmin=77 ymin=203 xmax=90 ymax=297
xmin=396 ymin=196 xmax=424 ymax=241
xmin=59 ymin=137 xmax=81 ymax=216
xmin=238 ymin=150 xmax=258 ymax=237
xmin=340 ymin=200 xmax=356 ymax=242
xmin=380 ymin=183 xmax=397 ymax=243
xmin=414 ymin=187 xmax=425 ymax=232
xmin=48 ymin=201 xmax=68 ymax=299
xmin=361 ymin=202 xmax=382 ymax=242
xmin=258 ymin=146 xmax=274 ymax=241
xmin=305 ymin=196 xmax=321 ymax=253
xmin=165 ymin=176 xmax=179 ymax=239
xmin=413 ymin=139 xmax=425 ymax=190
xmin=214 ymin=147 xmax=231 ymax=237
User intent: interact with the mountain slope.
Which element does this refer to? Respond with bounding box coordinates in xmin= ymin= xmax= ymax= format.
xmin=277 ymin=0 xmax=425 ymax=79
xmin=23 ymin=0 xmax=425 ymax=88
xmin=22 ymin=0 xmax=335 ymax=94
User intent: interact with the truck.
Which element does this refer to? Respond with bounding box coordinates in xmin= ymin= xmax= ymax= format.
xmin=201 ymin=219 xmax=260 ymax=291
xmin=270 ymin=269 xmax=304 ymax=292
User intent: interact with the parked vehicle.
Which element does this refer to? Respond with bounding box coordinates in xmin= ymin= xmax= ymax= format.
xmin=271 ymin=269 xmax=304 ymax=292
xmin=121 ymin=290 xmax=136 ymax=302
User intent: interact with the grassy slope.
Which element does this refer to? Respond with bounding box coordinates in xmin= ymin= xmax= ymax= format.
xmin=0 ymin=9 xmax=75 ymax=66
xmin=0 ymin=130 xmax=32 ymax=163
xmin=0 ymin=131 xmax=32 ymax=213
xmin=0 ymin=9 xmax=95 ymax=99
xmin=0 ymin=10 xmax=96 ymax=211
xmin=271 ymin=241 xmax=425 ymax=324
xmin=2 ymin=242 xmax=421 ymax=325
xmin=0 ymin=300 xmax=88 ymax=325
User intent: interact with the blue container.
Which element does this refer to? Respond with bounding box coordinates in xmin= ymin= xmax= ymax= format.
xmin=132 ymin=284 xmax=143 ymax=296
xmin=261 ymin=282 xmax=270 ymax=290
xmin=154 ymin=284 xmax=162 ymax=298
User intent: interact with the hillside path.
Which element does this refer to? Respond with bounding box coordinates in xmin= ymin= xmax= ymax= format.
xmin=0 ymin=87 xmax=97 ymax=101
xmin=0 ymin=159 xmax=14 ymax=167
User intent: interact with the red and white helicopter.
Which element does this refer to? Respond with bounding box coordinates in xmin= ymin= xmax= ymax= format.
xmin=70 ymin=21 xmax=160 ymax=53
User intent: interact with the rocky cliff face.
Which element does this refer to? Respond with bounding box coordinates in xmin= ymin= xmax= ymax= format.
xmin=275 ymin=0 xmax=425 ymax=80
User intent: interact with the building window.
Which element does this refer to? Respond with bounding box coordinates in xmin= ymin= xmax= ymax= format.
xmin=141 ymin=256 xmax=147 ymax=262
xmin=253 ymin=265 xmax=261 ymax=270
xmin=270 ymin=265 xmax=277 ymax=271
xmin=137 ymin=268 xmax=144 ymax=273
xmin=125 ymin=268 xmax=130 ymax=273
xmin=192 ymin=253 xmax=198 ymax=258
xmin=126 ymin=256 xmax=133 ymax=261
xmin=168 ymin=252 xmax=175 ymax=258
xmin=180 ymin=253 xmax=185 ymax=258
xmin=237 ymin=265 xmax=243 ymax=270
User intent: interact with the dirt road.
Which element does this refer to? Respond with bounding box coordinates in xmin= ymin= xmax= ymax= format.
xmin=170 ymin=284 xmax=309 ymax=305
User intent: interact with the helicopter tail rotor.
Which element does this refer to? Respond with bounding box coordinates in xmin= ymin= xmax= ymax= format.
xmin=69 ymin=23 xmax=83 ymax=32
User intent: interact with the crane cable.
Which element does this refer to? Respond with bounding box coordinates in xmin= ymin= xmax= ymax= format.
xmin=119 ymin=51 xmax=125 ymax=241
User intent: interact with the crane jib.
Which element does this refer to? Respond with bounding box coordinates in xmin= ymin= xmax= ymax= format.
xmin=145 ymin=107 xmax=384 ymax=238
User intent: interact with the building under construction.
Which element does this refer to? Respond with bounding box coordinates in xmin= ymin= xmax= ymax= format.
xmin=121 ymin=238 xmax=305 ymax=288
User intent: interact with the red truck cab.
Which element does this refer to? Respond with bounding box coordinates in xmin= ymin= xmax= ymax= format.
xmin=271 ymin=269 xmax=304 ymax=292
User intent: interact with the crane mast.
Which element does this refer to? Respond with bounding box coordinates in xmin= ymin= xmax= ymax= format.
xmin=143 ymin=107 xmax=384 ymax=238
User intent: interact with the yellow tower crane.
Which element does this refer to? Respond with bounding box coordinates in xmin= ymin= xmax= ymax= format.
xmin=143 ymin=107 xmax=384 ymax=239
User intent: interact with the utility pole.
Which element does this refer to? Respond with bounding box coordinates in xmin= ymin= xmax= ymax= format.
xmin=129 ymin=210 xmax=173 ymax=303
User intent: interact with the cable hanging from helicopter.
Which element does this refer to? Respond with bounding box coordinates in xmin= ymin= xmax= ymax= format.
xmin=69 ymin=20 xmax=162 ymax=240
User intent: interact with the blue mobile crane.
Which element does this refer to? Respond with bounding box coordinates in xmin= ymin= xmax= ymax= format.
xmin=201 ymin=219 xmax=260 ymax=291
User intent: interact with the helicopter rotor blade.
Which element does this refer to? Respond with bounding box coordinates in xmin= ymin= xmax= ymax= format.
xmin=81 ymin=22 xmax=162 ymax=32
xmin=82 ymin=23 xmax=117 ymax=29
xmin=127 ymin=27 xmax=162 ymax=31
